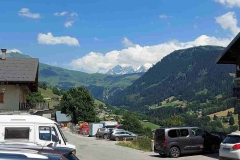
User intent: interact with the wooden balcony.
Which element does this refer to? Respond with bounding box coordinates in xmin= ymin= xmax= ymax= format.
xmin=19 ymin=103 xmax=49 ymax=110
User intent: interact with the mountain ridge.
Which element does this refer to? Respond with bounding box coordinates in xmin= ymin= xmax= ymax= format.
xmin=106 ymin=63 xmax=153 ymax=75
xmin=108 ymin=45 xmax=235 ymax=110
xmin=6 ymin=52 xmax=142 ymax=99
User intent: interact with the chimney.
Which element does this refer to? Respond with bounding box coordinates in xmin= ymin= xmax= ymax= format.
xmin=1 ymin=49 xmax=6 ymax=60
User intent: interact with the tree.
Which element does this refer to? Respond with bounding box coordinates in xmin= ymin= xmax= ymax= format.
xmin=26 ymin=91 xmax=45 ymax=103
xmin=42 ymin=83 xmax=47 ymax=90
xmin=122 ymin=113 xmax=143 ymax=134
xmin=227 ymin=111 xmax=232 ymax=117
xmin=166 ymin=115 xmax=184 ymax=127
xmin=60 ymin=87 xmax=96 ymax=124
xmin=229 ymin=116 xmax=235 ymax=125
xmin=213 ymin=114 xmax=218 ymax=121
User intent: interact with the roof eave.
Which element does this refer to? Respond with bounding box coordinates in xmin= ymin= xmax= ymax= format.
xmin=216 ymin=32 xmax=240 ymax=64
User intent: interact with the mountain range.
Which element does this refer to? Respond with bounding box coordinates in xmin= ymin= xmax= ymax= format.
xmin=7 ymin=46 xmax=235 ymax=113
xmin=106 ymin=63 xmax=153 ymax=75
xmin=108 ymin=46 xmax=235 ymax=111
xmin=6 ymin=52 xmax=142 ymax=100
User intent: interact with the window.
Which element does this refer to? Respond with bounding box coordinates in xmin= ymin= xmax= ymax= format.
xmin=51 ymin=127 xmax=59 ymax=142
xmin=0 ymin=93 xmax=3 ymax=103
xmin=168 ymin=129 xmax=178 ymax=138
xmin=223 ymin=135 xmax=240 ymax=144
xmin=5 ymin=127 xmax=29 ymax=139
xmin=180 ymin=129 xmax=189 ymax=137
xmin=39 ymin=126 xmax=51 ymax=141
xmin=191 ymin=128 xmax=203 ymax=136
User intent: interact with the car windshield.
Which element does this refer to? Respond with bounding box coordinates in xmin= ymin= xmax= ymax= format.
xmin=222 ymin=135 xmax=240 ymax=144
xmin=56 ymin=124 xmax=68 ymax=143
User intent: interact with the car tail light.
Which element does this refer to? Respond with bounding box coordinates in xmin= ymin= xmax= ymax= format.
xmin=163 ymin=136 xmax=167 ymax=147
xmin=232 ymin=144 xmax=240 ymax=150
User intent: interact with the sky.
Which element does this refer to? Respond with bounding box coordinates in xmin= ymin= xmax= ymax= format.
xmin=0 ymin=0 xmax=240 ymax=73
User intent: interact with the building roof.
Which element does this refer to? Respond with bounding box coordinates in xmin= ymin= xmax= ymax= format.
xmin=55 ymin=111 xmax=71 ymax=122
xmin=0 ymin=115 xmax=55 ymax=124
xmin=0 ymin=57 xmax=39 ymax=92
xmin=216 ymin=32 xmax=240 ymax=64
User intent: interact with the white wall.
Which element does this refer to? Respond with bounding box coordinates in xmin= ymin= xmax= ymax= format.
xmin=0 ymin=85 xmax=27 ymax=110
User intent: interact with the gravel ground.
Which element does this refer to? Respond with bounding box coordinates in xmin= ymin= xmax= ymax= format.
xmin=63 ymin=129 xmax=219 ymax=160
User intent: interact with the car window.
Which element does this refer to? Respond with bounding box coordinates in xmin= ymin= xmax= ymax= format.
xmin=39 ymin=126 xmax=51 ymax=141
xmin=179 ymin=129 xmax=189 ymax=137
xmin=191 ymin=128 xmax=203 ymax=136
xmin=168 ymin=129 xmax=178 ymax=138
xmin=4 ymin=127 xmax=30 ymax=139
xmin=52 ymin=127 xmax=59 ymax=142
xmin=223 ymin=135 xmax=240 ymax=144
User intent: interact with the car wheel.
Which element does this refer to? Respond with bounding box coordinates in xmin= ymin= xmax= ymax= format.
xmin=103 ymin=134 xmax=108 ymax=139
xmin=159 ymin=153 xmax=167 ymax=157
xmin=169 ymin=146 xmax=180 ymax=158
xmin=211 ymin=144 xmax=218 ymax=153
xmin=115 ymin=137 xmax=120 ymax=141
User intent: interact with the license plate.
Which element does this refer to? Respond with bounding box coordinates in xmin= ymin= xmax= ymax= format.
xmin=223 ymin=148 xmax=230 ymax=151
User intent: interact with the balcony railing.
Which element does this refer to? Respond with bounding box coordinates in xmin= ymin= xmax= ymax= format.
xmin=19 ymin=103 xmax=49 ymax=110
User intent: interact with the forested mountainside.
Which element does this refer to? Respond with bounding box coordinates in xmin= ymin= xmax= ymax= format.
xmin=108 ymin=46 xmax=235 ymax=110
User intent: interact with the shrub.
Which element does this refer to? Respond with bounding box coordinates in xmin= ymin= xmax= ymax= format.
xmin=117 ymin=138 xmax=152 ymax=151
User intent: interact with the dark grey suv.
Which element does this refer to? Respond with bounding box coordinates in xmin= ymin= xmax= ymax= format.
xmin=154 ymin=126 xmax=222 ymax=158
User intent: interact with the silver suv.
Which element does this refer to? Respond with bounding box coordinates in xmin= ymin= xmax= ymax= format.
xmin=96 ymin=128 xmax=114 ymax=139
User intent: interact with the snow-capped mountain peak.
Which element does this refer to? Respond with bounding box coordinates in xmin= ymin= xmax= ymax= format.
xmin=106 ymin=65 xmax=135 ymax=75
xmin=106 ymin=63 xmax=153 ymax=75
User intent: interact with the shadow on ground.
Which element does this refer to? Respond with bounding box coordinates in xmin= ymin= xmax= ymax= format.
xmin=149 ymin=152 xmax=218 ymax=159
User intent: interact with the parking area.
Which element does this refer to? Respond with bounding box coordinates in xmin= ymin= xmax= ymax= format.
xmin=63 ymin=129 xmax=219 ymax=160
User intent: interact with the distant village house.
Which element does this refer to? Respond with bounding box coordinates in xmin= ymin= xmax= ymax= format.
xmin=0 ymin=49 xmax=39 ymax=110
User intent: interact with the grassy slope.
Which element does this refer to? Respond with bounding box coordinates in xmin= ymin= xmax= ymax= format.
xmin=141 ymin=122 xmax=160 ymax=130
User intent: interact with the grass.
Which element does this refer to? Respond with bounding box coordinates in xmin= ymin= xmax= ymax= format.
xmin=94 ymin=99 xmax=106 ymax=107
xmin=149 ymin=96 xmax=186 ymax=109
xmin=215 ymin=94 xmax=223 ymax=100
xmin=208 ymin=108 xmax=234 ymax=118
xmin=142 ymin=122 xmax=160 ymax=130
xmin=196 ymin=89 xmax=208 ymax=95
xmin=38 ymin=88 xmax=61 ymax=98
xmin=116 ymin=138 xmax=152 ymax=151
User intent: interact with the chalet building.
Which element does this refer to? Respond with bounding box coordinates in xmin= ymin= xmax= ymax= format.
xmin=0 ymin=49 xmax=42 ymax=110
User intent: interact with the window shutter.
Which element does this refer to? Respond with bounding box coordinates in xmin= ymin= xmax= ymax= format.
xmin=0 ymin=93 xmax=3 ymax=103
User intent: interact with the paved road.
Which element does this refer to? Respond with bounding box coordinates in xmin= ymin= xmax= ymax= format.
xmin=63 ymin=130 xmax=219 ymax=160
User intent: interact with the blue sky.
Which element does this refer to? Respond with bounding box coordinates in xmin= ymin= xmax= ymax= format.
xmin=0 ymin=0 xmax=240 ymax=73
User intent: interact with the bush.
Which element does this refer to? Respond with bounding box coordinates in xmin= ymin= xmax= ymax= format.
xmin=117 ymin=138 xmax=152 ymax=151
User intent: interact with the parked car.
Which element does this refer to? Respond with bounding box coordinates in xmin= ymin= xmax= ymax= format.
xmin=219 ymin=131 xmax=240 ymax=160
xmin=96 ymin=128 xmax=114 ymax=139
xmin=0 ymin=148 xmax=49 ymax=160
xmin=154 ymin=126 xmax=222 ymax=158
xmin=109 ymin=130 xmax=138 ymax=141
xmin=0 ymin=143 xmax=78 ymax=160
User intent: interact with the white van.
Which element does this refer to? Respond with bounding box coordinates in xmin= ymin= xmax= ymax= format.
xmin=0 ymin=115 xmax=75 ymax=149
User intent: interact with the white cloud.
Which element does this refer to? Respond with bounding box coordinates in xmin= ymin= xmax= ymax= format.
xmin=54 ymin=11 xmax=68 ymax=16
xmin=37 ymin=32 xmax=80 ymax=46
xmin=94 ymin=37 xmax=99 ymax=41
xmin=159 ymin=14 xmax=172 ymax=19
xmin=64 ymin=21 xmax=74 ymax=28
xmin=215 ymin=12 xmax=240 ymax=36
xmin=6 ymin=49 xmax=21 ymax=53
xmin=70 ymin=12 xmax=78 ymax=17
xmin=18 ymin=8 xmax=41 ymax=19
xmin=68 ymin=35 xmax=231 ymax=73
xmin=121 ymin=37 xmax=137 ymax=48
xmin=193 ymin=25 xmax=197 ymax=28
xmin=214 ymin=0 xmax=240 ymax=7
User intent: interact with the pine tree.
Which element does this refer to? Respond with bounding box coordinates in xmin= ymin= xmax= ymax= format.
xmin=229 ymin=116 xmax=235 ymax=125
xmin=213 ymin=114 xmax=218 ymax=121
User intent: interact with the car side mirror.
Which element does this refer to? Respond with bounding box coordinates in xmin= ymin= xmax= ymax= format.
xmin=53 ymin=136 xmax=60 ymax=142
